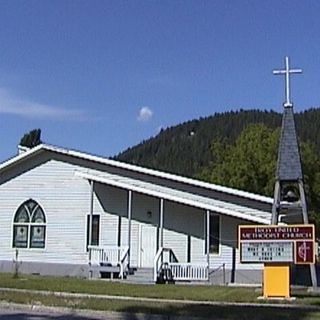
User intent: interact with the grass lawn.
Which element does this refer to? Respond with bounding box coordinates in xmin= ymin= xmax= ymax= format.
xmin=0 ymin=273 xmax=260 ymax=302
xmin=0 ymin=274 xmax=320 ymax=319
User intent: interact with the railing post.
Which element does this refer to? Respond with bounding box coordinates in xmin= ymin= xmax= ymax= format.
xmin=223 ymin=263 xmax=226 ymax=285
xmin=154 ymin=247 xmax=163 ymax=283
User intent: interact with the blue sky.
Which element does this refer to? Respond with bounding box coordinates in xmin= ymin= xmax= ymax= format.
xmin=1 ymin=0 xmax=320 ymax=161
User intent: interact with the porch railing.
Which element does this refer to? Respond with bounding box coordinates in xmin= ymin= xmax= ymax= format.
xmin=169 ymin=262 xmax=208 ymax=281
xmin=88 ymin=245 xmax=129 ymax=279
xmin=154 ymin=247 xmax=209 ymax=282
xmin=154 ymin=247 xmax=176 ymax=282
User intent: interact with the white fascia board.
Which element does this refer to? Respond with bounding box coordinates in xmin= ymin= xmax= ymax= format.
xmin=75 ymin=171 xmax=270 ymax=225
xmin=0 ymin=144 xmax=44 ymax=170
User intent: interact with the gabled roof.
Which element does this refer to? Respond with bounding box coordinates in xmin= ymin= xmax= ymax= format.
xmin=0 ymin=143 xmax=273 ymax=205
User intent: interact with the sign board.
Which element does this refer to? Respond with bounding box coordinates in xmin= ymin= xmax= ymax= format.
xmin=241 ymin=241 xmax=293 ymax=263
xmin=239 ymin=224 xmax=315 ymax=264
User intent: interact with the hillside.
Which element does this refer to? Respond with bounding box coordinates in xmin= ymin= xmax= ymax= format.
xmin=115 ymin=108 xmax=320 ymax=178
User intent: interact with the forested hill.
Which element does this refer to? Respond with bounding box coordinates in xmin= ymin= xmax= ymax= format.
xmin=114 ymin=108 xmax=320 ymax=178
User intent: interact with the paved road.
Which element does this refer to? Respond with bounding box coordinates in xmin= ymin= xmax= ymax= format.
xmin=0 ymin=305 xmax=167 ymax=320
xmin=0 ymin=310 xmax=99 ymax=319
xmin=0 ymin=306 xmax=130 ymax=320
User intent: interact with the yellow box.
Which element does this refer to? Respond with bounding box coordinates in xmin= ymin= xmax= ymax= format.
xmin=263 ymin=264 xmax=290 ymax=298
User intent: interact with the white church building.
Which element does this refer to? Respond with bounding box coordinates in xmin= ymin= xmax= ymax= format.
xmin=0 ymin=144 xmax=273 ymax=284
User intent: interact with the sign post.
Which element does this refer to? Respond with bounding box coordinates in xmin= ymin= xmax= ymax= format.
xmin=239 ymin=224 xmax=315 ymax=298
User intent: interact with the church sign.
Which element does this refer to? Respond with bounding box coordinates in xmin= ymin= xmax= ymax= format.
xmin=239 ymin=225 xmax=315 ymax=264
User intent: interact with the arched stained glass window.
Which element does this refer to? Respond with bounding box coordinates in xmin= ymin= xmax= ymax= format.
xmin=13 ymin=200 xmax=46 ymax=249
xmin=14 ymin=207 xmax=29 ymax=223
xmin=31 ymin=207 xmax=46 ymax=223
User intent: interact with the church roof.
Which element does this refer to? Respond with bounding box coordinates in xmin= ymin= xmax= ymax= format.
xmin=0 ymin=143 xmax=273 ymax=204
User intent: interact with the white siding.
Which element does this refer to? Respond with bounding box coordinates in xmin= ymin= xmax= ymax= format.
xmin=162 ymin=202 xmax=203 ymax=263
xmin=209 ymin=215 xmax=262 ymax=271
xmin=0 ymin=159 xmax=91 ymax=264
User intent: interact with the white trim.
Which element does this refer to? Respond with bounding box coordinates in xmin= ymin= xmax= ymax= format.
xmin=89 ymin=180 xmax=94 ymax=247
xmin=159 ymin=198 xmax=164 ymax=248
xmin=138 ymin=224 xmax=142 ymax=268
xmin=0 ymin=144 xmax=273 ymax=204
xmin=127 ymin=190 xmax=132 ymax=267
xmin=205 ymin=210 xmax=209 ymax=261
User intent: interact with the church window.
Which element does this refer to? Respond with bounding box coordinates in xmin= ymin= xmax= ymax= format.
xmin=13 ymin=200 xmax=46 ymax=249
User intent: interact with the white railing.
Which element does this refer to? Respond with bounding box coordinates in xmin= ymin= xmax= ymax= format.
xmin=154 ymin=247 xmax=163 ymax=282
xmin=154 ymin=247 xmax=209 ymax=282
xmin=88 ymin=245 xmax=129 ymax=278
xmin=154 ymin=247 xmax=176 ymax=282
xmin=169 ymin=263 xmax=208 ymax=281
xmin=119 ymin=246 xmax=129 ymax=279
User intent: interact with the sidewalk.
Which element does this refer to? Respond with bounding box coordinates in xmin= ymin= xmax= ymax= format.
xmin=1 ymin=287 xmax=320 ymax=310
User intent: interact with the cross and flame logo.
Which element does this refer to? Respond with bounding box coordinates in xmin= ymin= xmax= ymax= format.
xmin=296 ymin=241 xmax=314 ymax=264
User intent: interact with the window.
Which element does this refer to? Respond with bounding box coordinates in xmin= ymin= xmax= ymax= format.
xmin=13 ymin=200 xmax=46 ymax=249
xmin=86 ymin=215 xmax=100 ymax=249
xmin=205 ymin=214 xmax=220 ymax=254
xmin=209 ymin=215 xmax=220 ymax=254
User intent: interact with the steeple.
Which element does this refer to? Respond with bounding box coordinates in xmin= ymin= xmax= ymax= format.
xmin=273 ymin=56 xmax=303 ymax=181
xmin=276 ymin=106 xmax=303 ymax=181
xmin=271 ymin=56 xmax=305 ymax=225
xmin=271 ymin=56 xmax=317 ymax=288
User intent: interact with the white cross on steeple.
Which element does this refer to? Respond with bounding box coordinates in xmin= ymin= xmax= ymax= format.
xmin=273 ymin=56 xmax=302 ymax=107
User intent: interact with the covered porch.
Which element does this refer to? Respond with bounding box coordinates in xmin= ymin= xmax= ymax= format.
xmin=75 ymin=169 xmax=270 ymax=283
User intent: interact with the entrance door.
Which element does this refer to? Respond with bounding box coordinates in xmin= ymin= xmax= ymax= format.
xmin=140 ymin=224 xmax=156 ymax=267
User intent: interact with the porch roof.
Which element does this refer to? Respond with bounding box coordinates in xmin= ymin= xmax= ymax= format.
xmin=75 ymin=169 xmax=271 ymax=224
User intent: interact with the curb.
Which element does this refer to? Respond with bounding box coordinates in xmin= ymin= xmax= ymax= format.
xmin=0 ymin=301 xmax=203 ymax=320
xmin=0 ymin=287 xmax=320 ymax=312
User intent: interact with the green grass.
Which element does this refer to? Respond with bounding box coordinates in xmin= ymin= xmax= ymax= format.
xmin=0 ymin=274 xmax=320 ymax=319
xmin=0 ymin=273 xmax=260 ymax=302
xmin=1 ymin=291 xmax=320 ymax=320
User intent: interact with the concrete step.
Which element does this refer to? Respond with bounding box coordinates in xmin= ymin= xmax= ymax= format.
xmin=124 ymin=268 xmax=154 ymax=284
xmin=90 ymin=264 xmax=121 ymax=279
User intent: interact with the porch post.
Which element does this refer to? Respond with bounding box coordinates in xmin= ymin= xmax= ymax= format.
xmin=88 ymin=180 xmax=94 ymax=278
xmin=89 ymin=180 xmax=94 ymax=247
xmin=206 ymin=210 xmax=210 ymax=268
xmin=127 ymin=190 xmax=132 ymax=268
xmin=159 ymin=198 xmax=164 ymax=248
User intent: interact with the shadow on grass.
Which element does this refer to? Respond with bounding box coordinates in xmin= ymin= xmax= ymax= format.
xmin=0 ymin=303 xmax=318 ymax=320
xmin=119 ymin=303 xmax=320 ymax=320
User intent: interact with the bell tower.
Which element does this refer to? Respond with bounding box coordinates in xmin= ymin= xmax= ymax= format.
xmin=271 ymin=56 xmax=317 ymax=288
